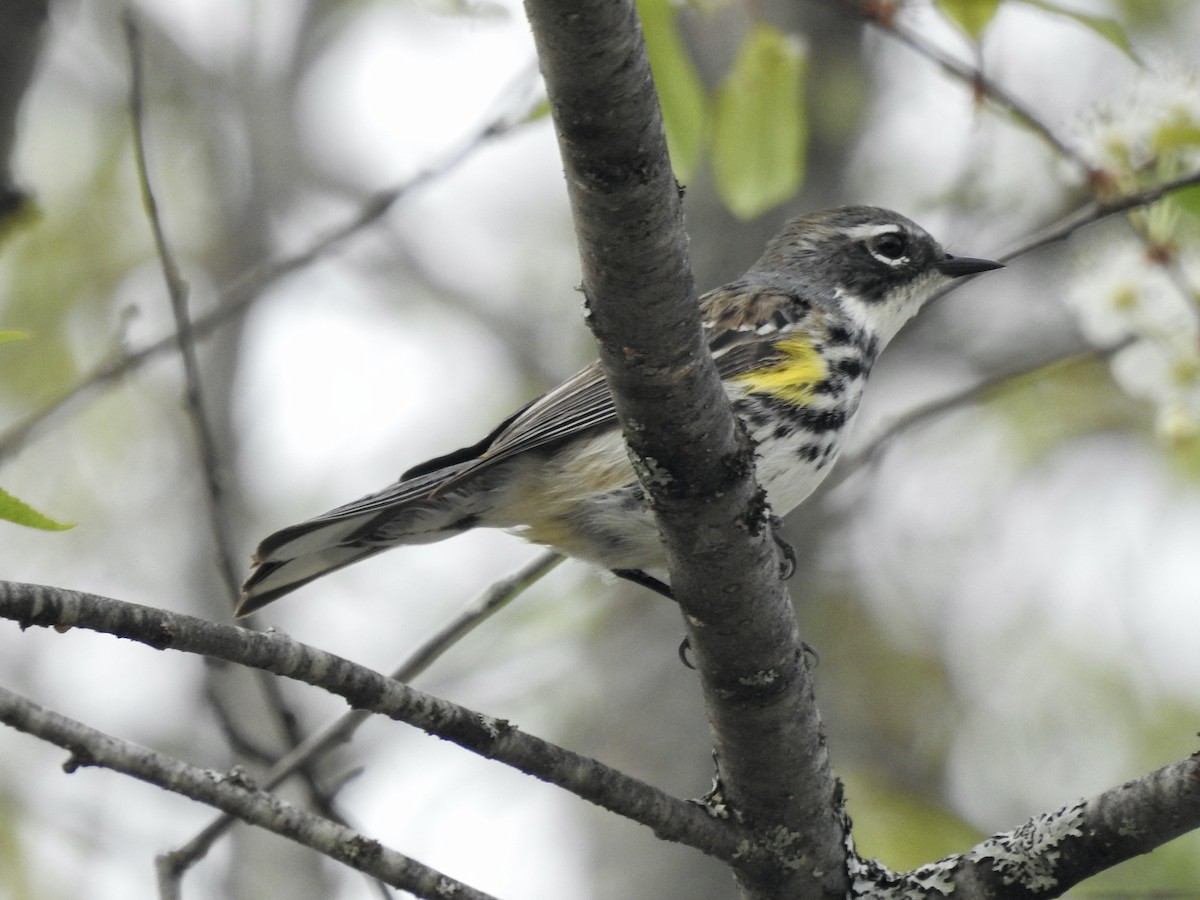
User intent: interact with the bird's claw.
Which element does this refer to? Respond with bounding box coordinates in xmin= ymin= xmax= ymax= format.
xmin=770 ymin=514 xmax=797 ymax=580
xmin=800 ymin=640 xmax=820 ymax=668
xmin=678 ymin=636 xmax=695 ymax=669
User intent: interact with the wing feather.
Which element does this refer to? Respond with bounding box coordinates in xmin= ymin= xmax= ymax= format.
xmin=429 ymin=288 xmax=804 ymax=493
xmin=253 ymin=297 xmax=802 ymax=547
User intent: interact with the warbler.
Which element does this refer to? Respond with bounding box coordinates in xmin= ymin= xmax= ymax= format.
xmin=238 ymin=206 xmax=1001 ymax=615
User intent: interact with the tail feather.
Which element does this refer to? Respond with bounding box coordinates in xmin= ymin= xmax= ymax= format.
xmin=237 ymin=544 xmax=384 ymax=616
xmin=237 ymin=462 xmax=494 ymax=616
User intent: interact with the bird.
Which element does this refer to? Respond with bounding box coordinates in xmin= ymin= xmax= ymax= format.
xmin=237 ymin=206 xmax=1001 ymax=616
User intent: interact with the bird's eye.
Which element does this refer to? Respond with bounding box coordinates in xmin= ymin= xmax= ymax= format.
xmin=869 ymin=231 xmax=909 ymax=264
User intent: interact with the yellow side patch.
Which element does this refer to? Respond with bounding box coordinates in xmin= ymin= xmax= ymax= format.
xmin=733 ymin=336 xmax=828 ymax=404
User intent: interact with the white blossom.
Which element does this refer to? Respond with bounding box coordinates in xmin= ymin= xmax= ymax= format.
xmin=1067 ymin=65 xmax=1200 ymax=445
xmin=1073 ymin=65 xmax=1200 ymax=178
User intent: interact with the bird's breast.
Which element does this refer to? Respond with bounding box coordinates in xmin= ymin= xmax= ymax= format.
xmin=728 ymin=345 xmax=869 ymax=517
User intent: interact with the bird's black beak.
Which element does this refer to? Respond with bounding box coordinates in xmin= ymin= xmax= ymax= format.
xmin=935 ymin=254 xmax=1004 ymax=277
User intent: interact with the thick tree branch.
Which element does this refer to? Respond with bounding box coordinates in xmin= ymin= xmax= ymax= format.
xmin=851 ymin=752 xmax=1200 ymax=897
xmin=0 ymin=685 xmax=498 ymax=900
xmin=0 ymin=579 xmax=755 ymax=866
xmin=522 ymin=2 xmax=843 ymax=898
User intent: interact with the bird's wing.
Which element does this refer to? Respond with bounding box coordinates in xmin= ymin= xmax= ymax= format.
xmin=430 ymin=288 xmax=806 ymax=492
xmin=247 ymin=292 xmax=806 ymax=568
xmin=301 ymin=290 xmax=812 ymax=518
xmin=240 ymin=287 xmax=810 ymax=611
xmin=427 ymin=361 xmax=616 ymax=494
xmin=287 ymin=286 xmax=806 ymax=513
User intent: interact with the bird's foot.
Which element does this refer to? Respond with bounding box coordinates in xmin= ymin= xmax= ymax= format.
xmin=769 ymin=514 xmax=797 ymax=580
xmin=612 ymin=568 xmax=674 ymax=600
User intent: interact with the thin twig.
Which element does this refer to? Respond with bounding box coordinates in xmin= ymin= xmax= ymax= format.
xmin=0 ymin=63 xmax=540 ymax=465
xmin=845 ymin=0 xmax=1200 ymax=295
xmin=0 ymin=685 xmax=498 ymax=900
xmin=162 ymin=551 xmax=563 ymax=875
xmin=823 ymin=6 xmax=1200 ymax=507
xmin=124 ymin=14 xmax=354 ymax=865
xmin=999 ymin=168 xmax=1200 ymax=261
xmin=124 ymin=13 xmax=240 ymax=599
xmin=829 ymin=343 xmax=1129 ymax=490
xmin=847 ymin=0 xmax=1087 ymax=170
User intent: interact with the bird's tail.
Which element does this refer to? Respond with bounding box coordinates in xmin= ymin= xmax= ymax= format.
xmin=237 ymin=463 xmax=488 ymax=616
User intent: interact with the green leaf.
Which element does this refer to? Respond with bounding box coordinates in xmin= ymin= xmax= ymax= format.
xmin=0 ymin=486 xmax=75 ymax=531
xmin=1169 ymin=183 xmax=1200 ymax=222
xmin=935 ymin=0 xmax=1002 ymax=40
xmin=1169 ymin=430 xmax=1200 ymax=481
xmin=0 ymin=330 xmax=29 ymax=344
xmin=1017 ymin=0 xmax=1140 ymax=62
xmin=1154 ymin=121 xmax=1200 ymax=155
xmin=712 ymin=25 xmax=807 ymax=220
xmin=637 ymin=0 xmax=710 ymax=184
xmin=519 ymin=98 xmax=552 ymax=125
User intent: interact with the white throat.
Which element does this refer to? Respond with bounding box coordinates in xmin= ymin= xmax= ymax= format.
xmin=835 ymin=269 xmax=950 ymax=349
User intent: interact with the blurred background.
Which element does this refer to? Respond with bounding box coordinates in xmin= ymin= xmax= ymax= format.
xmin=2 ymin=0 xmax=1199 ymax=897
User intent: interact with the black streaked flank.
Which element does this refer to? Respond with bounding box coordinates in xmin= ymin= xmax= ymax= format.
xmin=740 ymin=406 xmax=774 ymax=431
xmin=793 ymin=406 xmax=850 ymax=433
xmin=824 ymin=325 xmax=853 ymax=346
xmin=833 ymin=357 xmax=865 ymax=379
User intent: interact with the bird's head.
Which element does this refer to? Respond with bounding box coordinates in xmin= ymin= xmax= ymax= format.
xmin=752 ymin=206 xmax=1003 ymax=347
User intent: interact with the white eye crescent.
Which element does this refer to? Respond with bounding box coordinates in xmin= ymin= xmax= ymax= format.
xmin=868 ymin=231 xmax=909 ymax=266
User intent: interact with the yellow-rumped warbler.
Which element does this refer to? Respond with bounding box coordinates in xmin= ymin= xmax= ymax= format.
xmin=238 ymin=206 xmax=1001 ymax=615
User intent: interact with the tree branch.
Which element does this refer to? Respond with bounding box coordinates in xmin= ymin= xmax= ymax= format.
xmin=123 ymin=18 xmax=359 ymax=845
xmin=852 ymin=752 xmax=1200 ymax=897
xmin=845 ymin=0 xmax=1087 ymax=170
xmin=1000 ymin=168 xmax=1200 ymax=259
xmin=522 ymin=2 xmax=843 ymax=897
xmin=0 ymin=684 xmax=499 ymax=900
xmin=125 ymin=12 xmax=242 ymax=603
xmin=0 ymin=579 xmax=755 ymax=866
xmin=162 ymin=551 xmax=563 ymax=878
xmin=830 ymin=343 xmax=1128 ymax=488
